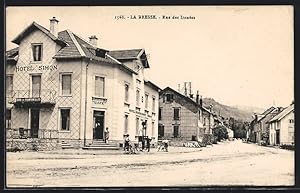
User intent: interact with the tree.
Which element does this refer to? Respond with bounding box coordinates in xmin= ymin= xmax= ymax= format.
xmin=213 ymin=125 xmax=228 ymax=142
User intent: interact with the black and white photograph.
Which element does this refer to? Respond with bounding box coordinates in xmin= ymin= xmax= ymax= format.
xmin=5 ymin=6 xmax=294 ymax=187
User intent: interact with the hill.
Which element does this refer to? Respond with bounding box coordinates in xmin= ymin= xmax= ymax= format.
xmin=202 ymin=98 xmax=263 ymax=122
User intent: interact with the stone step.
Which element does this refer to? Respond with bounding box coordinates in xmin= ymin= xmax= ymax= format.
xmin=82 ymin=146 xmax=121 ymax=150
xmin=89 ymin=144 xmax=118 ymax=148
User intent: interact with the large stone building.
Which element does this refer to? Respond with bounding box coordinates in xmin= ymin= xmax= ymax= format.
xmin=158 ymin=87 xmax=214 ymax=143
xmin=6 ymin=17 xmax=160 ymax=150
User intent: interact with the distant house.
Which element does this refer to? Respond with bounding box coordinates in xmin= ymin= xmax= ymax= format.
xmin=268 ymin=103 xmax=294 ymax=146
xmin=158 ymin=87 xmax=214 ymax=142
xmin=249 ymin=106 xmax=282 ymax=144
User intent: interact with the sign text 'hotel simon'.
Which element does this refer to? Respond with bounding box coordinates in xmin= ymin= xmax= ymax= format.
xmin=15 ymin=64 xmax=58 ymax=72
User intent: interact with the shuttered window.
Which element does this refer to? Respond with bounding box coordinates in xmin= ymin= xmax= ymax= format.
xmin=95 ymin=76 xmax=105 ymax=97
xmin=124 ymin=114 xmax=129 ymax=134
xmin=61 ymin=74 xmax=72 ymax=96
xmin=125 ymin=84 xmax=129 ymax=102
xmin=6 ymin=75 xmax=13 ymax=96
xmin=32 ymin=44 xmax=42 ymax=61
xmin=32 ymin=75 xmax=41 ymax=97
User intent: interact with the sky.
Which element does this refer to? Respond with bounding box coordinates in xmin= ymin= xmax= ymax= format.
xmin=6 ymin=6 xmax=294 ymax=109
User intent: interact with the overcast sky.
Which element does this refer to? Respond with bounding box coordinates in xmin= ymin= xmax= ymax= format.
xmin=6 ymin=6 xmax=294 ymax=109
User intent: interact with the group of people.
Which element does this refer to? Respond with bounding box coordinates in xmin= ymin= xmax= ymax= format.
xmin=123 ymin=134 xmax=169 ymax=154
xmin=123 ymin=134 xmax=152 ymax=154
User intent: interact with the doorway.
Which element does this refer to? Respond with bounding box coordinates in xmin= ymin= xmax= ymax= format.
xmin=30 ymin=108 xmax=40 ymax=138
xmin=93 ymin=111 xmax=105 ymax=139
xmin=276 ymin=130 xmax=280 ymax=145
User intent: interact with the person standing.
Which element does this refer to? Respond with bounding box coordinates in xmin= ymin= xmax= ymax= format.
xmin=124 ymin=134 xmax=130 ymax=152
xmin=104 ymin=127 xmax=109 ymax=143
xmin=146 ymin=137 xmax=152 ymax=152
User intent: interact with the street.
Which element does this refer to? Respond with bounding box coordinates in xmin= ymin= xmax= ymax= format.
xmin=6 ymin=139 xmax=294 ymax=187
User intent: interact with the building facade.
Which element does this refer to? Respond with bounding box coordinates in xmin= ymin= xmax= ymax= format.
xmin=6 ymin=18 xmax=160 ymax=150
xmin=249 ymin=106 xmax=281 ymax=144
xmin=268 ymin=103 xmax=294 ymax=146
xmin=158 ymin=87 xmax=214 ymax=142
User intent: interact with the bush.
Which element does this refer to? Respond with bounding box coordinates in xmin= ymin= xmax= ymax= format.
xmin=213 ymin=126 xmax=228 ymax=142
xmin=7 ymin=147 xmax=23 ymax=152
xmin=280 ymin=144 xmax=294 ymax=150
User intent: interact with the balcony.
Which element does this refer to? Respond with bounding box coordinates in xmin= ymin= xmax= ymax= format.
xmin=6 ymin=128 xmax=59 ymax=139
xmin=8 ymin=89 xmax=57 ymax=107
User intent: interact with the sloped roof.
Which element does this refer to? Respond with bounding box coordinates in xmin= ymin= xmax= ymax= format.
xmin=144 ymin=80 xmax=161 ymax=91
xmin=109 ymin=49 xmax=143 ymax=59
xmin=160 ymin=87 xmax=211 ymax=114
xmin=262 ymin=106 xmax=276 ymax=116
xmin=9 ymin=21 xmax=144 ymax=75
xmin=256 ymin=106 xmax=277 ymax=122
xmin=109 ymin=49 xmax=150 ymax=68
xmin=269 ymin=104 xmax=294 ymax=123
xmin=12 ymin=22 xmax=66 ymax=46
xmin=6 ymin=47 xmax=19 ymax=61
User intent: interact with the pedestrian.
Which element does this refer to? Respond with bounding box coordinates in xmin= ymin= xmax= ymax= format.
xmin=162 ymin=139 xmax=169 ymax=152
xmin=124 ymin=134 xmax=130 ymax=152
xmin=146 ymin=137 xmax=152 ymax=152
xmin=104 ymin=127 xmax=109 ymax=143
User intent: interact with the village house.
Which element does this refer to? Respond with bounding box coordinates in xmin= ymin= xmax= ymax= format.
xmin=5 ymin=17 xmax=160 ymax=150
xmin=248 ymin=106 xmax=282 ymax=144
xmin=158 ymin=87 xmax=214 ymax=143
xmin=268 ymin=103 xmax=294 ymax=146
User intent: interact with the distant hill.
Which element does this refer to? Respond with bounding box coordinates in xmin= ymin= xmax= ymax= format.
xmin=202 ymin=98 xmax=263 ymax=122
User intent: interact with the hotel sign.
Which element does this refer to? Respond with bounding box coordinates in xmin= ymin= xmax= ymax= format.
xmin=16 ymin=97 xmax=41 ymax=103
xmin=16 ymin=64 xmax=58 ymax=72
xmin=129 ymin=109 xmax=146 ymax=116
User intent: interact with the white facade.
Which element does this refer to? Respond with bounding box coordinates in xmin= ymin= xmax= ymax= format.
xmin=6 ymin=20 xmax=160 ymax=149
xmin=269 ymin=105 xmax=294 ymax=146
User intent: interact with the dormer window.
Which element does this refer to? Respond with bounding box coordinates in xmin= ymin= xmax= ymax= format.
xmin=32 ymin=44 xmax=43 ymax=62
xmin=166 ymin=93 xmax=174 ymax=102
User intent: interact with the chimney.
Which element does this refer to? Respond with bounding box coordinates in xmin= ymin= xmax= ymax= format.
xmin=89 ymin=35 xmax=98 ymax=47
xmin=49 ymin=17 xmax=59 ymax=37
xmin=196 ymin=90 xmax=199 ymax=104
xmin=253 ymin=113 xmax=258 ymax=120
xmin=200 ymin=96 xmax=203 ymax=107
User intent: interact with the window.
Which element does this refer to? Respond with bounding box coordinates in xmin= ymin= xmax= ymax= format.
xmin=124 ymin=84 xmax=129 ymax=102
xmin=6 ymin=75 xmax=13 ymax=96
xmin=31 ymin=75 xmax=41 ymax=97
xmin=289 ymin=119 xmax=294 ymax=124
xmin=95 ymin=76 xmax=105 ymax=97
xmin=159 ymin=108 xmax=162 ymax=120
xmin=136 ymin=117 xmax=140 ymax=135
xmin=32 ymin=44 xmax=42 ymax=61
xmin=60 ymin=109 xmax=70 ymax=130
xmin=173 ymin=125 xmax=179 ymax=137
xmin=166 ymin=94 xmax=174 ymax=102
xmin=152 ymin=97 xmax=156 ymax=112
xmin=152 ymin=121 xmax=155 ymax=137
xmin=124 ymin=114 xmax=129 ymax=134
xmin=136 ymin=89 xmax=140 ymax=106
xmin=158 ymin=125 xmax=164 ymax=138
xmin=61 ymin=74 xmax=72 ymax=96
xmin=173 ymin=108 xmax=180 ymax=120
xmin=6 ymin=109 xmax=11 ymax=129
xmin=145 ymin=94 xmax=149 ymax=109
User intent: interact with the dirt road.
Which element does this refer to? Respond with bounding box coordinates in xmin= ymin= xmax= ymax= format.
xmin=6 ymin=139 xmax=294 ymax=187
